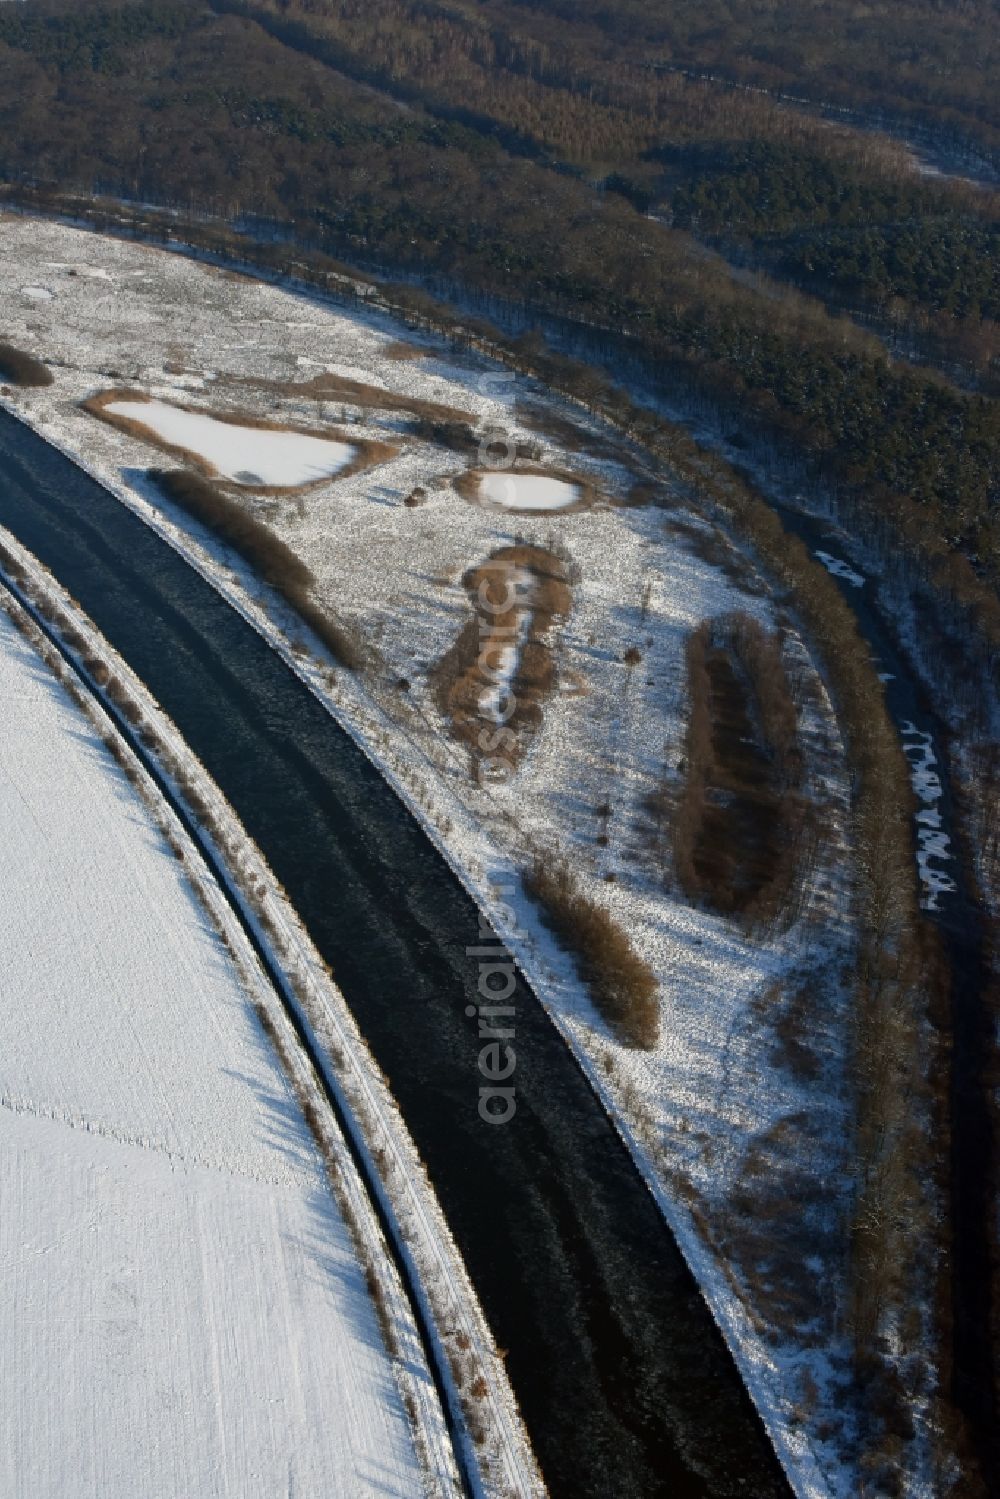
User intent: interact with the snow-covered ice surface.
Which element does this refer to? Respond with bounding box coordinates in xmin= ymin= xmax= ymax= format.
xmin=815 ymin=544 xmax=956 ymax=910
xmin=815 ymin=549 xmax=865 ymax=589
xmin=901 ymin=721 xmax=957 ymax=908
xmin=0 ymin=214 xmax=880 ymax=1496
xmin=101 ymin=395 xmax=356 ymax=486
xmin=477 ymin=471 xmax=579 ymax=510
xmin=0 ymin=605 xmax=425 ymax=1499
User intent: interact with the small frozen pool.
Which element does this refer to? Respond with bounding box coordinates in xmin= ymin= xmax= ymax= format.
xmin=478 ymin=472 xmax=581 ymax=511
xmin=100 ymin=398 xmax=356 ymax=487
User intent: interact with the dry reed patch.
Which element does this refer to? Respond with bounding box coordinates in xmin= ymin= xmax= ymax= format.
xmin=149 ymin=469 xmax=366 ymax=669
xmin=672 ymin=612 xmax=813 ymax=929
xmin=82 ymin=388 xmax=396 ymax=493
xmin=627 ymin=480 xmax=672 ymax=509
xmin=0 ymin=340 xmax=53 ymax=387
xmin=454 ymin=465 xmax=600 ymax=514
xmin=669 ymin=516 xmax=761 ymax=588
xmin=383 ymin=340 xmax=427 ymax=362
xmin=514 ymin=399 xmax=626 ymax=463
xmin=525 ymin=858 xmax=659 ymax=1049
xmin=724 ymin=1113 xmax=844 ymax=1342
xmin=431 ymin=544 xmax=573 ymax=778
xmin=768 ymin=982 xmax=826 ymax=1084
xmin=220 ymin=369 xmax=472 ymax=425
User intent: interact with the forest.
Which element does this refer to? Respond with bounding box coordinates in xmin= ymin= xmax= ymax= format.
xmin=0 ymin=0 xmax=997 ymax=591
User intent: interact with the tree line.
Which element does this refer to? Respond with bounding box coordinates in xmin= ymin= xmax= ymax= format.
xmin=1 ymin=0 xmax=996 ymax=593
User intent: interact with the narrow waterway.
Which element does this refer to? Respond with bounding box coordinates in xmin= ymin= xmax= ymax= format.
xmin=766 ymin=506 xmax=998 ymax=1489
xmin=0 ymin=408 xmax=791 ymax=1499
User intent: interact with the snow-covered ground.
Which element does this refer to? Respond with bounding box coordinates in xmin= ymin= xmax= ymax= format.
xmin=0 ymin=603 xmax=430 ymax=1499
xmin=0 ymin=214 xmax=871 ymax=1495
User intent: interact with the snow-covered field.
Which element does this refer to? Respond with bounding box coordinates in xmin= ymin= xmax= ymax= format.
xmin=0 ymin=214 xmax=871 ymax=1495
xmin=0 ymin=602 xmax=427 ymax=1499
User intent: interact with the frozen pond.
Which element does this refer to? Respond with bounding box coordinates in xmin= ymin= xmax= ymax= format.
xmin=815 ymin=549 xmax=865 ymax=588
xmin=478 ymin=471 xmax=581 ymax=511
xmin=101 ymin=398 xmax=356 ymax=487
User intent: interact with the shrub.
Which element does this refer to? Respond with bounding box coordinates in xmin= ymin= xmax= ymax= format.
xmin=433 ymin=543 xmax=572 ymax=775
xmin=525 ymin=858 xmax=659 ymax=1049
xmin=383 ymin=339 xmax=426 ymax=362
xmin=150 ymin=469 xmax=312 ymax=591
xmin=0 ymin=341 xmax=53 ymax=387
xmin=150 ymin=469 xmax=363 ymax=669
xmin=290 ymin=588 xmax=367 ymax=672
xmin=671 ymin=613 xmax=809 ymax=928
xmin=411 ymin=416 xmax=480 ymax=452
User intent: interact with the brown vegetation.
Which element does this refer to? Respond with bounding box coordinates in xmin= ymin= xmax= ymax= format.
xmin=525 ymin=857 xmax=659 ymax=1049
xmin=152 ymin=467 xmax=311 ymax=590
xmin=513 ymin=399 xmax=624 ymax=463
xmin=149 ymin=468 xmax=365 ymax=669
xmin=431 ymin=543 xmax=573 ymax=777
xmin=0 ymin=340 xmax=52 ymax=387
xmin=768 ymin=982 xmax=825 ymax=1085
xmin=82 ymin=388 xmax=395 ymax=492
xmin=223 ymin=367 xmax=471 ymax=424
xmin=382 ymin=340 xmax=426 ymax=362
xmin=671 ymin=612 xmax=812 ymax=930
xmin=726 ymin=1111 xmax=843 ymax=1343
xmin=413 ymin=417 xmax=481 ymax=454
xmin=0 ymin=537 xmax=25 ymax=582
xmin=675 ymin=485 xmax=928 ymax=1415
xmin=290 ymin=589 xmax=367 ymax=672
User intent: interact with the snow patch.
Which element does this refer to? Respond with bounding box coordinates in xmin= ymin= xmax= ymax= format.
xmin=479 ymin=472 xmax=580 ymax=511
xmin=475 ymin=565 xmax=535 ymax=724
xmin=901 ymin=721 xmax=957 ymax=909
xmin=102 ymin=397 xmax=355 ymax=487
xmin=815 ymin=549 xmax=865 ymax=588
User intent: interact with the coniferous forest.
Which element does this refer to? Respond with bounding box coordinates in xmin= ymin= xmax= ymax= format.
xmin=0 ymin=0 xmax=997 ymax=591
